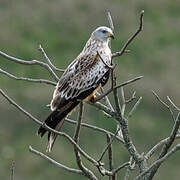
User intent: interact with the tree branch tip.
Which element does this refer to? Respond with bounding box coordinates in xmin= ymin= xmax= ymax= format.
xmin=141 ymin=10 xmax=145 ymax=15
xmin=136 ymin=75 xmax=144 ymax=80
xmin=125 ymin=49 xmax=131 ymax=53
xmin=38 ymin=44 xmax=42 ymax=50
xmin=29 ymin=146 xmax=33 ymax=151
xmin=106 ymin=11 xmax=114 ymax=31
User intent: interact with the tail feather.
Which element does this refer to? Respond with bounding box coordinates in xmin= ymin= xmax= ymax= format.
xmin=38 ymin=82 xmax=101 ymax=152
xmin=46 ymin=118 xmax=65 ymax=152
xmin=37 ymin=100 xmax=80 ymax=152
xmin=38 ymin=110 xmax=60 ymax=137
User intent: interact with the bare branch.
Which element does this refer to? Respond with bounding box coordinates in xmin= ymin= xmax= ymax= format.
xmin=10 ymin=161 xmax=15 ymax=180
xmin=109 ymin=71 xmax=145 ymax=173
xmin=0 ymin=49 xmax=59 ymax=82
xmin=106 ymin=133 xmax=116 ymax=180
xmin=106 ymin=133 xmax=113 ymax=171
xmin=124 ymin=168 xmax=130 ymax=180
xmin=126 ymin=91 xmax=136 ymax=104
xmin=145 ymin=134 xmax=180 ymax=160
xmin=0 ymin=89 xmax=99 ymax=166
xmin=120 ymin=87 xmax=126 ymax=117
xmin=111 ymin=70 xmax=121 ymax=116
xmin=127 ymin=97 xmax=142 ymax=120
xmin=167 ymin=96 xmax=180 ymax=111
xmin=116 ymin=116 xmax=144 ymax=165
xmin=97 ymin=51 xmax=116 ymax=70
xmin=146 ymin=112 xmax=180 ymax=179
xmin=134 ymin=144 xmax=180 ymax=180
xmin=74 ymin=102 xmax=83 ymax=142
xmin=88 ymin=101 xmax=116 ymax=118
xmin=107 ymin=11 xmax=114 ymax=31
xmin=112 ymin=162 xmax=130 ymax=175
xmin=97 ymin=128 xmax=120 ymax=163
xmin=97 ymin=161 xmax=130 ymax=177
xmin=73 ymin=103 xmax=97 ymax=180
xmin=152 ymin=90 xmax=175 ymax=121
xmin=159 ymin=112 xmax=180 ymax=159
xmin=0 ymin=68 xmax=56 ymax=86
xmin=124 ymin=157 xmax=136 ymax=180
xmin=100 ymin=87 xmax=114 ymax=112
xmin=65 ymin=118 xmax=124 ymax=143
xmin=94 ymin=76 xmax=143 ymax=102
xmin=39 ymin=45 xmax=65 ymax=72
xmin=29 ymin=146 xmax=84 ymax=175
xmin=113 ymin=90 xmax=147 ymax=174
xmin=112 ymin=10 xmax=144 ymax=58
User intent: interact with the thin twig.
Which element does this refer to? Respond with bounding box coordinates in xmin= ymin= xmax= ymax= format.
xmin=0 ymin=68 xmax=56 ymax=86
xmin=73 ymin=103 xmax=98 ymax=180
xmin=106 ymin=134 xmax=113 ymax=170
xmin=112 ymin=70 xmax=121 ymax=115
xmin=145 ymin=134 xmax=180 ymax=160
xmin=88 ymin=101 xmax=116 ymax=118
xmin=159 ymin=112 xmax=180 ymax=159
xmin=29 ymin=146 xmax=84 ymax=175
xmin=126 ymin=91 xmax=136 ymax=104
xmin=39 ymin=45 xmax=65 ymax=72
xmin=124 ymin=157 xmax=136 ymax=180
xmin=100 ymin=87 xmax=115 ymax=112
xmin=97 ymin=51 xmax=116 ymax=70
xmin=112 ymin=10 xmax=144 ymax=58
xmin=124 ymin=168 xmax=130 ymax=180
xmin=147 ymin=112 xmax=180 ymax=179
xmin=121 ymin=87 xmax=126 ymax=116
xmin=134 ymin=144 xmax=180 ymax=180
xmin=10 ymin=161 xmax=15 ymax=180
xmin=167 ymin=96 xmax=180 ymax=111
xmin=0 ymin=49 xmax=59 ymax=82
xmin=127 ymin=97 xmax=142 ymax=120
xmin=65 ymin=118 xmax=124 ymax=143
xmin=97 ymin=162 xmax=129 ymax=177
xmin=107 ymin=11 xmax=114 ymax=31
xmin=112 ymin=162 xmax=130 ymax=175
xmin=106 ymin=133 xmax=116 ymax=180
xmin=0 ymin=89 xmax=98 ymax=166
xmin=94 ymin=76 xmax=143 ymax=103
xmin=115 ymin=116 xmax=143 ymax=165
xmin=74 ymin=102 xmax=83 ymax=142
xmin=152 ymin=90 xmax=175 ymax=121
xmin=109 ymin=66 xmax=144 ymax=170
xmin=97 ymin=128 xmax=120 ymax=163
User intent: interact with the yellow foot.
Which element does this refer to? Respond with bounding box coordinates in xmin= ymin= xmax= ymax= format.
xmin=89 ymin=94 xmax=96 ymax=103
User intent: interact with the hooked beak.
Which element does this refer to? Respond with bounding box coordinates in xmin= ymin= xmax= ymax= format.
xmin=107 ymin=32 xmax=115 ymax=39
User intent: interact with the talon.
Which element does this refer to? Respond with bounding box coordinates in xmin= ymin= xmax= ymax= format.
xmin=89 ymin=94 xmax=96 ymax=103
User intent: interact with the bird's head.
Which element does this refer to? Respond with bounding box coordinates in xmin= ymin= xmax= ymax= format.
xmin=92 ymin=26 xmax=114 ymax=42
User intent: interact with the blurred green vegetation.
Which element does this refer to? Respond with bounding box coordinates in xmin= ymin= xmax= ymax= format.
xmin=0 ymin=0 xmax=180 ymax=179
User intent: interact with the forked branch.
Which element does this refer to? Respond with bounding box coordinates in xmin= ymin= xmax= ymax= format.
xmin=0 ymin=49 xmax=59 ymax=81
xmin=112 ymin=10 xmax=144 ymax=58
xmin=39 ymin=44 xmax=65 ymax=72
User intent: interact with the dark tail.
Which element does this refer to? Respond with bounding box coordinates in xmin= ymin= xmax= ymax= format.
xmin=38 ymin=100 xmax=80 ymax=152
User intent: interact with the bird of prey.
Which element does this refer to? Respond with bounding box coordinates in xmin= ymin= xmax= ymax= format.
xmin=38 ymin=26 xmax=114 ymax=152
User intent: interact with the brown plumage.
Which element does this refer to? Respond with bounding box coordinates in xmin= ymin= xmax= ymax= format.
xmin=38 ymin=26 xmax=114 ymax=152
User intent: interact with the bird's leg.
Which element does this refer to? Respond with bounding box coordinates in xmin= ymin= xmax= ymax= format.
xmin=89 ymin=94 xmax=97 ymax=103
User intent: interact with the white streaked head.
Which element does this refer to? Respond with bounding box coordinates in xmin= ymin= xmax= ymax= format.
xmin=92 ymin=26 xmax=114 ymax=42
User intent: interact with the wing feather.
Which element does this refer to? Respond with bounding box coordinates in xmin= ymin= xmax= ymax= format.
xmin=51 ymin=48 xmax=111 ymax=110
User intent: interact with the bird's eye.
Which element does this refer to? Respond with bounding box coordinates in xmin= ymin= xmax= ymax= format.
xmin=102 ymin=30 xmax=107 ymax=33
